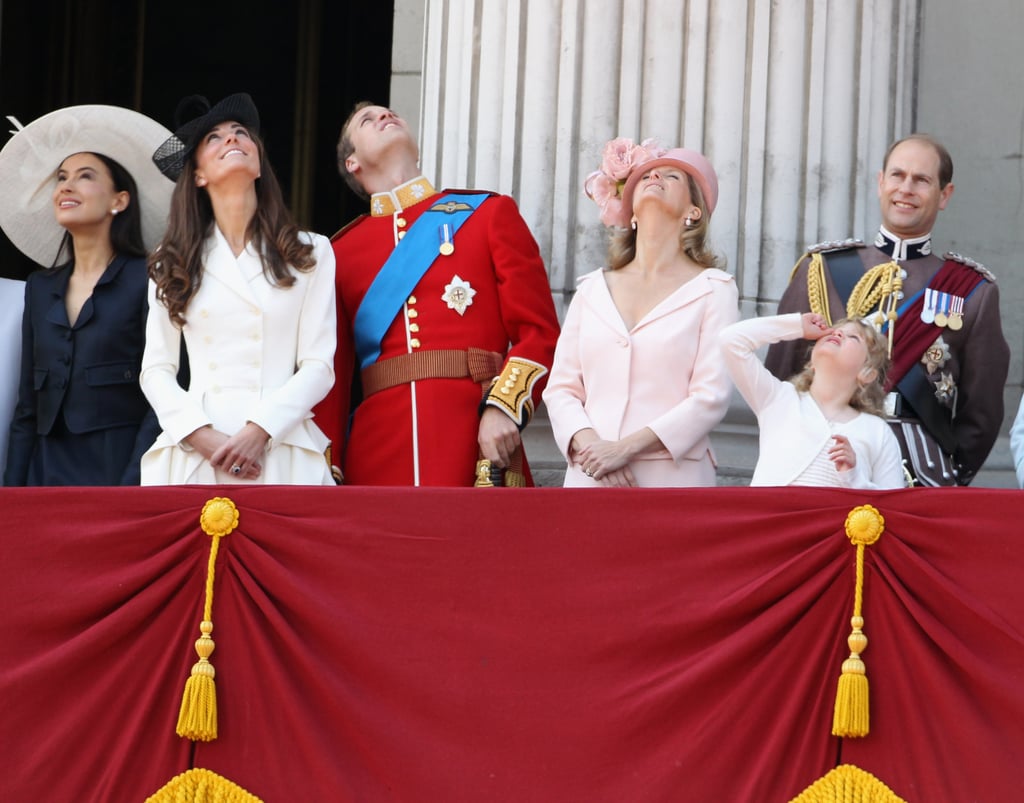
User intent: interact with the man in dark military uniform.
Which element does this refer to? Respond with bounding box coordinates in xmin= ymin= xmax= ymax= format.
xmin=766 ymin=134 xmax=1009 ymax=486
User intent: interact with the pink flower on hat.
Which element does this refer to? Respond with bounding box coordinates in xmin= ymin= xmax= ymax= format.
xmin=584 ymin=136 xmax=666 ymax=228
xmin=583 ymin=170 xmax=625 ymax=227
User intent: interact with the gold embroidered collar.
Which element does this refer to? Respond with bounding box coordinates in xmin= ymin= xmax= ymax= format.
xmin=369 ymin=176 xmax=436 ymax=217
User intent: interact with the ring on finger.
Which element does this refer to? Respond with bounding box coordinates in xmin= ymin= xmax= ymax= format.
xmin=231 ymin=464 xmax=242 ymax=475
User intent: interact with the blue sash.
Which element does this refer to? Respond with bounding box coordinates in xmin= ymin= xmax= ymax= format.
xmin=353 ymin=193 xmax=491 ymax=369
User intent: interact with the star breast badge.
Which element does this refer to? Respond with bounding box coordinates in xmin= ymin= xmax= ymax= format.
xmin=921 ymin=336 xmax=951 ymax=374
xmin=933 ymin=371 xmax=957 ymax=405
xmin=441 ymin=275 xmax=476 ymax=316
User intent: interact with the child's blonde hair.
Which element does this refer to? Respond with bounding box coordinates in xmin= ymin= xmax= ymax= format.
xmin=790 ymin=318 xmax=890 ymax=416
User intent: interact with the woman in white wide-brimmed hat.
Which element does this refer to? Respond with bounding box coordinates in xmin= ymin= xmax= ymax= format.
xmin=140 ymin=93 xmax=336 ymax=485
xmin=0 ymin=105 xmax=174 ymax=485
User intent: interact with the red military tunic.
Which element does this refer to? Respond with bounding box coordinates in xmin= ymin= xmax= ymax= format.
xmin=315 ymin=177 xmax=560 ymax=486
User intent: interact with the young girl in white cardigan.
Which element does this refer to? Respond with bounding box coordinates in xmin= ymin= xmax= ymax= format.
xmin=719 ymin=312 xmax=904 ymax=489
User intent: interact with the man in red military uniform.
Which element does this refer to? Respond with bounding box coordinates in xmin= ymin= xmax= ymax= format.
xmin=315 ymin=102 xmax=560 ymax=486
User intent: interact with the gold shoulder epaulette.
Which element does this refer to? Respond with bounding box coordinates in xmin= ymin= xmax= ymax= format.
xmin=807 ymin=237 xmax=865 ymax=255
xmin=791 ymin=239 xmax=866 ymax=298
xmin=944 ymin=251 xmax=997 ymax=283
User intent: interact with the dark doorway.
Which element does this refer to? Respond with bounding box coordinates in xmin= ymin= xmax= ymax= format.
xmin=0 ymin=0 xmax=394 ymax=280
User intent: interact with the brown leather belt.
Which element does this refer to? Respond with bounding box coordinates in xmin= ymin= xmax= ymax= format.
xmin=361 ymin=347 xmax=503 ymax=398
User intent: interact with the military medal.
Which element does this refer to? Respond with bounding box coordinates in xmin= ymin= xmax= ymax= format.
xmin=438 ymin=223 xmax=455 ymax=256
xmin=441 ymin=275 xmax=476 ymax=316
xmin=921 ymin=288 xmax=936 ymax=324
xmin=933 ymin=292 xmax=949 ymax=327
xmin=947 ymin=295 xmax=964 ymax=331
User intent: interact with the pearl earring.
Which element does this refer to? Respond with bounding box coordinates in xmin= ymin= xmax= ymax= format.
xmin=631 ymin=219 xmax=637 ymax=231
xmin=684 ymin=216 xmax=692 ymax=227
xmin=111 ymin=209 xmax=119 ymax=216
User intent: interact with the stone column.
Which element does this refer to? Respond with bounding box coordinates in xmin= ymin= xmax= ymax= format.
xmin=408 ymin=0 xmax=919 ymax=482
xmin=416 ymin=0 xmax=918 ymax=316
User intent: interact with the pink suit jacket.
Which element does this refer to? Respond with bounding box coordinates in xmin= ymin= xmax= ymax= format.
xmin=543 ymin=267 xmax=738 ymax=487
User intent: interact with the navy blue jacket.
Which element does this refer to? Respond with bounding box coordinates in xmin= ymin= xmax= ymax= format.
xmin=4 ymin=255 xmax=160 ymax=485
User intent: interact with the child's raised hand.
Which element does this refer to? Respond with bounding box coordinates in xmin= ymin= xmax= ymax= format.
xmin=828 ymin=434 xmax=856 ymax=472
xmin=801 ymin=313 xmax=831 ymax=340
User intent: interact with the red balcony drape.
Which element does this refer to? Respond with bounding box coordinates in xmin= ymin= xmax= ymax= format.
xmin=2 ymin=486 xmax=1020 ymax=801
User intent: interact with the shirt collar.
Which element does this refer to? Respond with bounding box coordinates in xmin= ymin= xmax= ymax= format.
xmin=874 ymin=225 xmax=933 ymax=260
xmin=369 ymin=176 xmax=436 ymax=217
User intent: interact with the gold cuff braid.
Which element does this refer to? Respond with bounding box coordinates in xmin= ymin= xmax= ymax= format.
xmin=484 ymin=357 xmax=547 ymax=427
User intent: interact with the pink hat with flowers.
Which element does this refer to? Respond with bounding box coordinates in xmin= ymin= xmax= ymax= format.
xmin=584 ymin=138 xmax=718 ymax=228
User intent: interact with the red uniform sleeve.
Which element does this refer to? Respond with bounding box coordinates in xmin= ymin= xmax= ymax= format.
xmin=481 ymin=195 xmax=561 ymax=419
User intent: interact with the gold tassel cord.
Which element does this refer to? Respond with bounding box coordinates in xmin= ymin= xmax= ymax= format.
xmin=832 ymin=505 xmax=884 ymax=738
xmin=806 ymin=253 xmax=834 ymax=326
xmin=176 ymin=497 xmax=239 ymax=742
xmin=845 ymin=260 xmax=903 ymax=357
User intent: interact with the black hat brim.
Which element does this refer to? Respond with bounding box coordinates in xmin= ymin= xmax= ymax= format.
xmin=152 ymin=92 xmax=260 ymax=181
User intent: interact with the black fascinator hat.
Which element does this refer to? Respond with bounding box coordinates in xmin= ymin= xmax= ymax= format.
xmin=152 ymin=92 xmax=261 ymax=181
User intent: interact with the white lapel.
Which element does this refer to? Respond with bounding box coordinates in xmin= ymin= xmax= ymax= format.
xmin=201 ymin=226 xmax=262 ymax=306
xmin=630 ymin=269 xmax=718 ymax=331
xmin=581 ymin=271 xmax=630 ymax=336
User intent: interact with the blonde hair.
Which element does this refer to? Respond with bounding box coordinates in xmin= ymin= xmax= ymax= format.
xmin=790 ymin=318 xmax=890 ymax=415
xmin=606 ymin=174 xmax=722 ymax=271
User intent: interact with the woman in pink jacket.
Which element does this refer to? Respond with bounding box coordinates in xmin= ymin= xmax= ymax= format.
xmin=543 ymin=141 xmax=738 ymax=487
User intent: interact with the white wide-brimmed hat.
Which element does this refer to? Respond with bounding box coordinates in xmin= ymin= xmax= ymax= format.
xmin=0 ymin=104 xmax=174 ymax=266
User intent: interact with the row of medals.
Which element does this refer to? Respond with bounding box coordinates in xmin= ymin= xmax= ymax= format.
xmin=921 ymin=287 xmax=963 ymax=330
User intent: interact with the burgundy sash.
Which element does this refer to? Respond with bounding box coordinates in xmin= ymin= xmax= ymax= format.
xmin=884 ymin=260 xmax=986 ymax=391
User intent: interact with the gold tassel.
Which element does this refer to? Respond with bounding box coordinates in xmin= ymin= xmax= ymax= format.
xmin=832 ymin=505 xmax=884 ymax=738
xmin=833 ymin=616 xmax=869 ymax=737
xmin=145 ymin=767 xmax=264 ymax=802
xmin=788 ymin=763 xmax=907 ymax=802
xmin=176 ymin=498 xmax=239 ymax=742
xmin=177 ymin=621 xmax=218 ymax=741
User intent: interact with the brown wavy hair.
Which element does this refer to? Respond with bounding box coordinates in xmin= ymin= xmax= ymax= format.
xmin=790 ymin=318 xmax=890 ymax=416
xmin=606 ymin=174 xmax=722 ymax=271
xmin=149 ymin=132 xmax=314 ymax=327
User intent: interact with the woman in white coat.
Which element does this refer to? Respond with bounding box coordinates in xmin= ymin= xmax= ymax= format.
xmin=141 ymin=93 xmax=336 ymax=485
xmin=543 ymin=141 xmax=738 ymax=487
